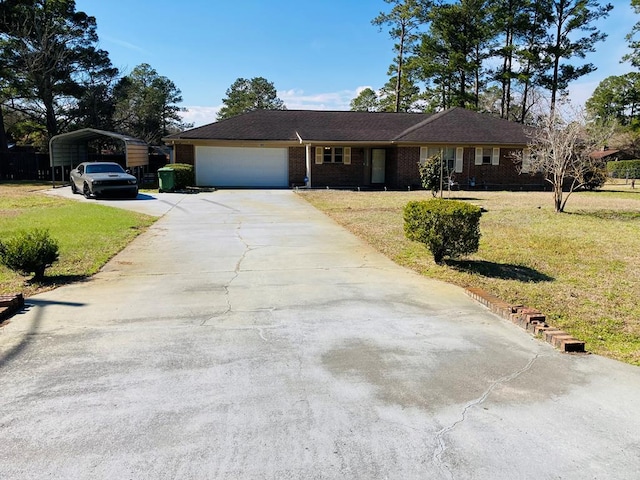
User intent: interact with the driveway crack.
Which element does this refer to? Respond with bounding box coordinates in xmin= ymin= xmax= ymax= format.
xmin=432 ymin=354 xmax=541 ymax=479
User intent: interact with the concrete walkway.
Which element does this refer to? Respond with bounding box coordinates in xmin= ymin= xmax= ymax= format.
xmin=1 ymin=189 xmax=639 ymax=479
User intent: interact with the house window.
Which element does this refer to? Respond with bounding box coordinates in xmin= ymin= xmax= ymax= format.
xmin=315 ymin=146 xmax=351 ymax=164
xmin=422 ymin=147 xmax=456 ymax=172
xmin=482 ymin=148 xmax=492 ymax=165
xmin=475 ymin=147 xmax=501 ymax=166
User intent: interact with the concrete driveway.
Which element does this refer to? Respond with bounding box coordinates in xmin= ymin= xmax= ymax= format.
xmin=1 ymin=189 xmax=639 ymax=479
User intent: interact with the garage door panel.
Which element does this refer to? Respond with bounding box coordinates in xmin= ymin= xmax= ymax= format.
xmin=196 ymin=146 xmax=288 ymax=187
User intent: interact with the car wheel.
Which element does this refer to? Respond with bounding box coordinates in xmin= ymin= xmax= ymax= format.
xmin=70 ymin=181 xmax=78 ymax=194
xmin=83 ymin=183 xmax=92 ymax=199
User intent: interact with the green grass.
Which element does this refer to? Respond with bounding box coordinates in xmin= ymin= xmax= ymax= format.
xmin=299 ymin=184 xmax=640 ymax=365
xmin=0 ymin=183 xmax=155 ymax=297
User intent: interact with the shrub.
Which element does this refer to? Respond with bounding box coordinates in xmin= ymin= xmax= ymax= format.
xmin=0 ymin=229 xmax=59 ymax=280
xmin=580 ymin=165 xmax=608 ymax=190
xmin=165 ymin=163 xmax=194 ymax=190
xmin=418 ymin=155 xmax=443 ymax=197
xmin=404 ymin=199 xmax=481 ymax=264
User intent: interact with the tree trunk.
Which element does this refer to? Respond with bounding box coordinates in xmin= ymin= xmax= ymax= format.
xmin=395 ymin=25 xmax=406 ymax=113
xmin=554 ymin=183 xmax=563 ymax=212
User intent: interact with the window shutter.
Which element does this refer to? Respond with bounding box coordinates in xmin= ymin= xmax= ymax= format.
xmin=475 ymin=147 xmax=483 ymax=165
xmin=455 ymin=147 xmax=464 ymax=173
xmin=344 ymin=147 xmax=351 ymax=165
xmin=315 ymin=147 xmax=323 ymax=164
xmin=420 ymin=146 xmax=428 ymax=164
xmin=492 ymin=147 xmax=500 ymax=165
xmin=521 ymin=148 xmax=531 ymax=173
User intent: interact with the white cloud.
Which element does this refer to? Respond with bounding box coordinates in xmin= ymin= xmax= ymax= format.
xmin=278 ymin=88 xmax=361 ymax=110
xmin=180 ymin=106 xmax=220 ymax=127
xmin=102 ymin=35 xmax=148 ymax=54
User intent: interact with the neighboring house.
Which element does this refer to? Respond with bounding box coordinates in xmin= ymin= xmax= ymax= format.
xmin=163 ymin=107 xmax=543 ymax=190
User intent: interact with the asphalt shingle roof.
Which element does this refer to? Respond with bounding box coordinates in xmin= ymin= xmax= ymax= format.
xmin=166 ymin=107 xmax=530 ymax=145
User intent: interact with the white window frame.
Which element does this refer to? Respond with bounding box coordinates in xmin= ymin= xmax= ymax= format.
xmin=475 ymin=147 xmax=500 ymax=166
xmin=315 ymin=146 xmax=351 ymax=164
xmin=521 ymin=148 xmax=531 ymax=173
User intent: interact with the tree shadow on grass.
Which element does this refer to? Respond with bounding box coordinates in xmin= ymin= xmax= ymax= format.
xmin=446 ymin=259 xmax=554 ymax=283
xmin=567 ymin=210 xmax=640 ymax=221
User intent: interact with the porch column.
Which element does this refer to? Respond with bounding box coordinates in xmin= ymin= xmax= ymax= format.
xmin=305 ymin=143 xmax=312 ymax=188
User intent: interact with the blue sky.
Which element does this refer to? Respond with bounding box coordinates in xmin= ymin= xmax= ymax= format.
xmin=75 ymin=0 xmax=638 ymax=127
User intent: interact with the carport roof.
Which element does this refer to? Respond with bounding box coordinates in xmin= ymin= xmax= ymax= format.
xmin=49 ymin=128 xmax=148 ymax=167
xmin=50 ymin=128 xmax=147 ymax=146
xmin=163 ymin=107 xmax=531 ymax=145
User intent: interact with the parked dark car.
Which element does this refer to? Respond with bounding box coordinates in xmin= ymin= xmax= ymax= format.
xmin=70 ymin=162 xmax=138 ymax=199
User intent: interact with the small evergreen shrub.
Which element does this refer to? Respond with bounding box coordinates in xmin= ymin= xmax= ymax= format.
xmin=404 ymin=199 xmax=481 ymax=264
xmin=0 ymin=229 xmax=59 ymax=280
xmin=165 ymin=163 xmax=194 ymax=189
xmin=418 ymin=156 xmax=443 ymax=197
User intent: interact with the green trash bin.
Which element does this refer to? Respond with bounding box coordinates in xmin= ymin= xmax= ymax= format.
xmin=157 ymin=167 xmax=175 ymax=193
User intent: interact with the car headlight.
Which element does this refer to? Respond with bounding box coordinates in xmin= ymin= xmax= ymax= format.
xmin=92 ymin=180 xmax=103 ymax=185
xmin=127 ymin=179 xmax=137 ymax=185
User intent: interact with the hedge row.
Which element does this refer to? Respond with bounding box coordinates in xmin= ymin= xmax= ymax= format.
xmin=163 ymin=163 xmax=194 ymax=190
xmin=607 ymin=160 xmax=640 ymax=179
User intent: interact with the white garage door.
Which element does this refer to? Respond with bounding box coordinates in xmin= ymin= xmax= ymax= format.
xmin=196 ymin=146 xmax=289 ymax=187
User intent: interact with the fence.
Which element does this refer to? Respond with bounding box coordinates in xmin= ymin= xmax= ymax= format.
xmin=0 ymin=151 xmax=168 ymax=183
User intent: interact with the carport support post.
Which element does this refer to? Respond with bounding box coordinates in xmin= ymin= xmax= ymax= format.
xmin=305 ymin=144 xmax=312 ymax=188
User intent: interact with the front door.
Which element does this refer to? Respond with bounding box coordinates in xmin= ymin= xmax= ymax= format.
xmin=372 ymin=149 xmax=386 ymax=184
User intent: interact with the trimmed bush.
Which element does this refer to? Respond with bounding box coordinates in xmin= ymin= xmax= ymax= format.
xmin=607 ymin=160 xmax=640 ymax=179
xmin=165 ymin=163 xmax=194 ymax=190
xmin=0 ymin=229 xmax=59 ymax=280
xmin=404 ymin=199 xmax=481 ymax=264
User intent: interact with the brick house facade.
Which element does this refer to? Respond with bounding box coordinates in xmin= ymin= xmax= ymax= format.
xmin=165 ymin=108 xmax=544 ymax=190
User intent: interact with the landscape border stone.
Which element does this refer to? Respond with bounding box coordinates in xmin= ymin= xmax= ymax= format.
xmin=465 ymin=287 xmax=586 ymax=353
xmin=0 ymin=293 xmax=25 ymax=325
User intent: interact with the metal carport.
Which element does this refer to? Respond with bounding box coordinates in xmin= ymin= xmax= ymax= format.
xmin=49 ymin=128 xmax=148 ymax=182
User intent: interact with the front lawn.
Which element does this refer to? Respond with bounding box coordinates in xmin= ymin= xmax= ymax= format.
xmin=0 ymin=183 xmax=155 ymax=298
xmin=299 ymin=183 xmax=640 ymax=365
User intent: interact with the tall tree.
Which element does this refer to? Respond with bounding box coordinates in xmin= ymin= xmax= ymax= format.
xmin=350 ymin=87 xmax=380 ymax=112
xmin=586 ymin=73 xmax=640 ymax=126
xmin=372 ymin=0 xmax=429 ymax=112
xmin=378 ymin=59 xmax=423 ymax=112
xmin=217 ymin=77 xmax=286 ymax=120
xmin=514 ymin=0 xmax=553 ymax=123
xmin=490 ymin=0 xmax=549 ymax=120
xmin=540 ymin=0 xmax=612 ymax=115
xmin=0 ymin=0 xmax=114 ymax=139
xmin=417 ymin=0 xmax=493 ymax=110
xmin=114 ymin=63 xmax=189 ymax=144
xmin=624 ymin=0 xmax=640 ymax=67
xmin=70 ymin=48 xmax=119 ymax=130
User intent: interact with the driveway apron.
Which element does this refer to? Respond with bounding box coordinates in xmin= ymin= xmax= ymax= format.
xmin=1 ymin=190 xmax=639 ymax=479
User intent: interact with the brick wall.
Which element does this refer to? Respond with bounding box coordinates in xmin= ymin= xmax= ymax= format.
xmin=461 ymin=148 xmax=545 ymax=190
xmin=311 ymin=147 xmax=365 ymax=187
xmin=394 ymin=147 xmax=421 ymax=189
xmin=175 ymin=144 xmax=195 ymax=165
xmin=288 ymin=147 xmax=306 ymax=186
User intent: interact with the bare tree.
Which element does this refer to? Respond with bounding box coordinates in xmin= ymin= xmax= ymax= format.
xmin=519 ymin=108 xmax=613 ymax=212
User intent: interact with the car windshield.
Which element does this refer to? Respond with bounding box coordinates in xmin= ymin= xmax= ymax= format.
xmin=85 ymin=164 xmax=125 ymax=174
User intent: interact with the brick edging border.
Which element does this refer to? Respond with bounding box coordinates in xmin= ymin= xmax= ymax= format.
xmin=465 ymin=287 xmax=586 ymax=353
xmin=0 ymin=293 xmax=25 ymax=325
